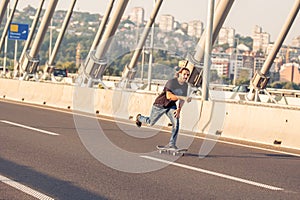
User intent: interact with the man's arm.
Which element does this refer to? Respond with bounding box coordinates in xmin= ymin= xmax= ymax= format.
xmin=166 ymin=91 xmax=191 ymax=102
xmin=167 ymin=91 xmax=192 ymax=118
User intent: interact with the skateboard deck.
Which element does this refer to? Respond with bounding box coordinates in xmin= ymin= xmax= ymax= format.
xmin=156 ymin=145 xmax=188 ymax=156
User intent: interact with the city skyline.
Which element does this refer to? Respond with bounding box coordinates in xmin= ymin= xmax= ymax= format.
xmin=17 ymin=0 xmax=300 ymax=44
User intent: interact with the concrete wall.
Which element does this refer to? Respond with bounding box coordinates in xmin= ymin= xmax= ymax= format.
xmin=0 ymin=79 xmax=73 ymax=109
xmin=0 ymin=78 xmax=299 ymax=150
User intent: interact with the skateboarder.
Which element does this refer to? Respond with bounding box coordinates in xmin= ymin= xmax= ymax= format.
xmin=136 ymin=67 xmax=191 ymax=149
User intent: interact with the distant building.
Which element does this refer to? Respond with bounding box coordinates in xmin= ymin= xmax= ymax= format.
xmin=291 ymin=36 xmax=300 ymax=47
xmin=253 ymin=56 xmax=265 ymax=73
xmin=211 ymin=53 xmax=230 ymax=77
xmin=173 ymin=21 xmax=181 ymax=30
xmin=252 ymin=25 xmax=270 ymax=53
xmin=252 ymin=25 xmax=262 ymax=35
xmin=218 ymin=27 xmax=235 ymax=47
xmin=187 ymin=20 xmax=203 ymax=38
xmin=279 ymin=63 xmax=300 ymax=84
xmin=237 ymin=44 xmax=251 ymax=52
xmin=283 ymin=46 xmax=300 ymax=63
xmin=180 ymin=22 xmax=188 ymax=34
xmin=174 ymin=29 xmax=185 ymax=36
xmin=159 ymin=14 xmax=174 ymax=32
xmin=243 ymin=55 xmax=255 ymax=74
xmin=229 ymin=53 xmax=244 ymax=80
xmin=267 ymin=44 xmax=300 ymax=63
xmin=212 ymin=57 xmax=230 ymax=78
xmin=129 ymin=7 xmax=144 ymax=25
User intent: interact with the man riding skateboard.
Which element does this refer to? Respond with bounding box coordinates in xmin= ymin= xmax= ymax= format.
xmin=135 ymin=67 xmax=192 ymax=149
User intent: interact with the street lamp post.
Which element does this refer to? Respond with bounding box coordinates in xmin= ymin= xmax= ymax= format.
xmin=202 ymin=0 xmax=215 ymax=101
xmin=49 ymin=19 xmax=54 ymax=60
xmin=141 ymin=47 xmax=145 ymax=80
xmin=147 ymin=21 xmax=154 ymax=91
xmin=233 ymin=38 xmax=239 ymax=85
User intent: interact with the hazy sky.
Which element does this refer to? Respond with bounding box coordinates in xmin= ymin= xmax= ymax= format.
xmin=17 ymin=0 xmax=300 ymax=44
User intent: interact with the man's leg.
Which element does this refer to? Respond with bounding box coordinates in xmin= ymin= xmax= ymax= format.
xmin=166 ymin=108 xmax=179 ymax=147
xmin=137 ymin=105 xmax=166 ymax=126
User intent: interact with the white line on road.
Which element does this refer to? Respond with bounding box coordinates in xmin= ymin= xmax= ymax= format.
xmin=141 ymin=155 xmax=284 ymax=191
xmin=0 ymin=120 xmax=59 ymax=136
xmin=180 ymin=133 xmax=300 ymax=157
xmin=0 ymin=174 xmax=54 ymax=200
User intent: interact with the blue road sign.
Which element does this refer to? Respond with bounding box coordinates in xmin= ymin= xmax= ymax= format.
xmin=8 ymin=23 xmax=29 ymax=40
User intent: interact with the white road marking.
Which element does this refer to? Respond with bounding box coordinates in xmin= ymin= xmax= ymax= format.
xmin=0 ymin=120 xmax=59 ymax=136
xmin=0 ymin=174 xmax=54 ymax=200
xmin=141 ymin=155 xmax=284 ymax=191
xmin=180 ymin=133 xmax=300 ymax=157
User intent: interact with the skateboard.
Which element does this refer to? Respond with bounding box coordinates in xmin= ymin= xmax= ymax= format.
xmin=156 ymin=145 xmax=188 ymax=156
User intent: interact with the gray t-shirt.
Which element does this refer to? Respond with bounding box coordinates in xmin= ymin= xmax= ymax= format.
xmin=153 ymin=78 xmax=188 ymax=108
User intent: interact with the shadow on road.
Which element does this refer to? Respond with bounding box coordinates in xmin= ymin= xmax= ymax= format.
xmin=0 ymin=157 xmax=107 ymax=200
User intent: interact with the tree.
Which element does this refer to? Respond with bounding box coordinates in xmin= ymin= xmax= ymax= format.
xmin=235 ymin=34 xmax=253 ymax=50
xmin=63 ymin=62 xmax=77 ymax=73
xmin=283 ymin=82 xmax=300 ymax=90
xmin=221 ymin=75 xmax=231 ymax=85
xmin=270 ymin=81 xmax=284 ymax=89
xmin=210 ymin=70 xmax=220 ymax=83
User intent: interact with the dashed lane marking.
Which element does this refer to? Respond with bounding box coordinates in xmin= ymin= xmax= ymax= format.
xmin=141 ymin=155 xmax=284 ymax=191
xmin=0 ymin=174 xmax=54 ymax=200
xmin=0 ymin=120 xmax=59 ymax=136
xmin=180 ymin=133 xmax=300 ymax=157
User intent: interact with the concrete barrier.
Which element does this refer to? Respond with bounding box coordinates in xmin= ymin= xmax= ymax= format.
xmin=0 ymin=79 xmax=21 ymax=101
xmin=0 ymin=78 xmax=299 ymax=150
xmin=0 ymin=79 xmax=73 ymax=110
xmin=221 ymin=102 xmax=300 ymax=149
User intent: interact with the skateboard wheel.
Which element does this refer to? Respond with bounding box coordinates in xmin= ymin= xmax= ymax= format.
xmin=172 ymin=152 xmax=176 ymax=156
xmin=159 ymin=150 xmax=162 ymax=154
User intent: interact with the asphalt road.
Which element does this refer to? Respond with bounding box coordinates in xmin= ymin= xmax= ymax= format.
xmin=0 ymin=100 xmax=299 ymax=200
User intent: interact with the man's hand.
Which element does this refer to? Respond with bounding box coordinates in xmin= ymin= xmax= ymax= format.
xmin=174 ymin=108 xmax=181 ymax=118
xmin=186 ymin=97 xmax=192 ymax=103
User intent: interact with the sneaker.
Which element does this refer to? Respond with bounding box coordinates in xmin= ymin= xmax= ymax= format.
xmin=136 ymin=114 xmax=142 ymax=128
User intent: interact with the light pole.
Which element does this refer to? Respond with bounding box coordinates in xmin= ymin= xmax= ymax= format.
xmin=147 ymin=21 xmax=154 ymax=90
xmin=49 ymin=19 xmax=54 ymax=60
xmin=233 ymin=38 xmax=239 ymax=85
xmin=141 ymin=47 xmax=145 ymax=80
xmin=202 ymin=0 xmax=215 ymax=101
xmin=146 ymin=0 xmax=158 ymax=91
xmin=2 ymin=1 xmax=9 ymax=77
